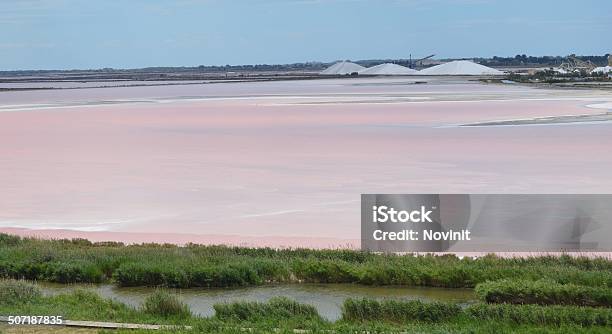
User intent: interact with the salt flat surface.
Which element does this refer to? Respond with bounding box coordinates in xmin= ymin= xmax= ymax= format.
xmin=0 ymin=80 xmax=208 ymax=90
xmin=1 ymin=77 xmax=612 ymax=245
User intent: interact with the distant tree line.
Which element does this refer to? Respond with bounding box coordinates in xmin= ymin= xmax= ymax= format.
xmin=475 ymin=54 xmax=610 ymax=67
xmin=1 ymin=55 xmax=610 ymax=77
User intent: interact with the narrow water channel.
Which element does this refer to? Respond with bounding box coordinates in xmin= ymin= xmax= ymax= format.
xmin=40 ymin=283 xmax=475 ymax=321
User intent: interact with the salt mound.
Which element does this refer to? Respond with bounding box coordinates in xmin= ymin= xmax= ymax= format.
xmin=419 ymin=60 xmax=503 ymax=75
xmin=552 ymin=68 xmax=569 ymax=74
xmin=592 ymin=66 xmax=612 ymax=74
xmin=320 ymin=61 xmax=365 ymax=75
xmin=359 ymin=63 xmax=418 ymax=75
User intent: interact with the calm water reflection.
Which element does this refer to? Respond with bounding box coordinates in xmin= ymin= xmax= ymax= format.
xmin=40 ymin=283 xmax=475 ymax=320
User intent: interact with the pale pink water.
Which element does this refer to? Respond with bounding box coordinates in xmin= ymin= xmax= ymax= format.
xmin=1 ymin=77 xmax=611 ymax=246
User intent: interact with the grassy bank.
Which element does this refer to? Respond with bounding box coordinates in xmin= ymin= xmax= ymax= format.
xmin=1 ymin=234 xmax=611 ymax=288
xmin=214 ymin=297 xmax=321 ymax=322
xmin=0 ymin=280 xmax=610 ymax=333
xmin=475 ymin=279 xmax=612 ymax=307
xmin=342 ymin=298 xmax=461 ymax=322
xmin=342 ymin=298 xmax=611 ymax=327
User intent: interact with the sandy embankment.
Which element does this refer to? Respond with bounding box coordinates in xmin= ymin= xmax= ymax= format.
xmin=462 ymin=101 xmax=612 ymax=126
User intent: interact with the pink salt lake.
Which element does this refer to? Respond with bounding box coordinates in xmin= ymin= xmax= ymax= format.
xmin=1 ymin=77 xmax=611 ymax=248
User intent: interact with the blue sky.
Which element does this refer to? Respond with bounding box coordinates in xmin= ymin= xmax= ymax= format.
xmin=1 ymin=0 xmax=610 ymax=70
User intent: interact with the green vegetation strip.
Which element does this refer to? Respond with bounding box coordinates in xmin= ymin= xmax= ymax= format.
xmin=342 ymin=298 xmax=461 ymax=322
xmin=476 ymin=279 xmax=612 ymax=307
xmin=214 ymin=297 xmax=321 ymax=322
xmin=1 ymin=279 xmax=611 ymax=333
xmin=342 ymin=298 xmax=611 ymax=327
xmin=0 ymin=280 xmax=184 ymax=325
xmin=465 ymin=303 xmax=611 ymax=327
xmin=1 ymin=234 xmax=611 ymax=288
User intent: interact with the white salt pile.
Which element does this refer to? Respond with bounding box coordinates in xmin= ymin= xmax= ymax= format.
xmin=359 ymin=63 xmax=418 ymax=75
xmin=419 ymin=60 xmax=503 ymax=75
xmin=592 ymin=66 xmax=612 ymax=74
xmin=320 ymin=61 xmax=365 ymax=75
xmin=551 ymin=68 xmax=569 ymax=74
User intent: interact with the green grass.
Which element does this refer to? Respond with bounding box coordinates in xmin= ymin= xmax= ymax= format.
xmin=0 ymin=289 xmax=161 ymax=325
xmin=102 ymin=324 xmax=612 ymax=334
xmin=465 ymin=302 xmax=611 ymax=327
xmin=476 ymin=279 xmax=612 ymax=307
xmin=1 ymin=285 xmax=610 ymax=333
xmin=1 ymin=233 xmax=611 ymax=288
xmin=1 ymin=235 xmax=611 ymax=333
xmin=341 ymin=298 xmax=611 ymax=327
xmin=141 ymin=289 xmax=191 ymax=319
xmin=214 ymin=297 xmax=321 ymax=322
xmin=0 ymin=279 xmax=41 ymax=305
xmin=342 ymin=298 xmax=461 ymax=322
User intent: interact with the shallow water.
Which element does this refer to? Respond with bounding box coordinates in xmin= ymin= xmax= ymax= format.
xmin=462 ymin=112 xmax=612 ymax=126
xmin=0 ymin=80 xmax=208 ymax=90
xmin=1 ymin=77 xmax=612 ymax=247
xmin=39 ymin=283 xmax=475 ymax=321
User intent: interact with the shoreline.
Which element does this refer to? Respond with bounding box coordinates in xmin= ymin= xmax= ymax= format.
xmin=0 ymin=227 xmax=359 ymax=250
xmin=2 ymin=228 xmax=611 ymax=259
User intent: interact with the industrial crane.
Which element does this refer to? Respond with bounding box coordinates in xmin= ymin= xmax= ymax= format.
xmin=558 ymin=55 xmax=597 ymax=72
xmin=408 ymin=54 xmax=435 ymax=69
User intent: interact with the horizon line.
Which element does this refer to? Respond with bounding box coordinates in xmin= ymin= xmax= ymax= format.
xmin=1 ymin=53 xmax=610 ymax=73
